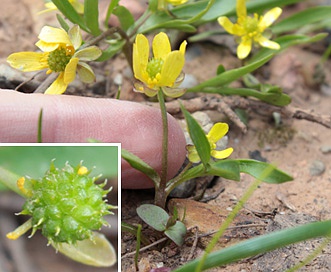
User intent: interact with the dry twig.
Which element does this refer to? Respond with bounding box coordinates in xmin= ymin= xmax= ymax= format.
xmin=145 ymin=95 xmax=331 ymax=132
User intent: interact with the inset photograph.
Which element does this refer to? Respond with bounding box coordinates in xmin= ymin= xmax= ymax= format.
xmin=0 ymin=144 xmax=120 ymax=272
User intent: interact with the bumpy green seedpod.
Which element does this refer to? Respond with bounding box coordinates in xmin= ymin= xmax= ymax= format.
xmin=7 ymin=161 xmax=115 ymax=245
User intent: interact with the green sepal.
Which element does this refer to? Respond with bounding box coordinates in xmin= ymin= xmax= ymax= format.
xmin=53 ymin=232 xmax=116 ymax=267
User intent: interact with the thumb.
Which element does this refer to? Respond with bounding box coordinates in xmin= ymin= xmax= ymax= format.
xmin=0 ymin=90 xmax=187 ymax=189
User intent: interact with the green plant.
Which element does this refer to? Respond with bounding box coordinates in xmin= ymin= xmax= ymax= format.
xmin=4 ymin=0 xmax=331 ymax=270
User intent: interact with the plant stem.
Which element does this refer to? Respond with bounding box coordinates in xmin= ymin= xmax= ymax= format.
xmin=165 ymin=161 xmax=193 ymax=195
xmin=154 ymin=89 xmax=168 ymax=209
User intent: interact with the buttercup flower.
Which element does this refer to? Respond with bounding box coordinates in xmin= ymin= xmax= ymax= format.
xmin=218 ymin=0 xmax=282 ymax=59
xmin=187 ymin=122 xmax=234 ymax=163
xmin=39 ymin=0 xmax=84 ymax=14
xmin=133 ymin=32 xmax=187 ymax=98
xmin=7 ymin=25 xmax=101 ymax=94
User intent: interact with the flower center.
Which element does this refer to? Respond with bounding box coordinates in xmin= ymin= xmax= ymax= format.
xmin=146 ymin=58 xmax=164 ymax=79
xmin=47 ymin=46 xmax=74 ymax=72
xmin=243 ymin=16 xmax=259 ymax=37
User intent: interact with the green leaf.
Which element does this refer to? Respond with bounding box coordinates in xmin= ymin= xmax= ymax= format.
xmin=180 ymin=104 xmax=211 ymax=167
xmin=121 ymin=149 xmax=160 ymax=185
xmin=136 ymin=204 xmax=168 ymax=232
xmin=164 ymin=221 xmax=187 ymax=246
xmin=169 ymin=0 xmax=303 ymax=25
xmin=207 ymin=160 xmax=240 ymax=181
xmin=56 ymin=14 xmax=70 ymax=32
xmin=173 ymin=220 xmax=331 ymax=271
xmin=97 ymin=39 xmax=125 ymax=62
xmin=53 ymin=232 xmax=116 ymax=267
xmin=238 ymin=159 xmax=293 ymax=184
xmin=51 ymin=0 xmax=87 ymax=32
xmin=201 ymin=86 xmax=291 ymax=106
xmin=113 ymin=5 xmax=135 ymax=32
xmin=104 ymin=0 xmax=120 ymax=28
xmin=84 ymin=0 xmax=101 ymax=36
xmin=188 ymin=54 xmax=274 ymax=93
xmin=271 ymin=6 xmax=331 ymax=35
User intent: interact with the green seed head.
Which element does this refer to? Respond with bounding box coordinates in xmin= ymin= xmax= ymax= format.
xmin=146 ymin=58 xmax=164 ymax=79
xmin=20 ymin=161 xmax=114 ymax=244
xmin=47 ymin=46 xmax=73 ymax=72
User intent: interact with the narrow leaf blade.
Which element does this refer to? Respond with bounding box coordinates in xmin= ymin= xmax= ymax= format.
xmin=181 ymin=104 xmax=211 ymax=167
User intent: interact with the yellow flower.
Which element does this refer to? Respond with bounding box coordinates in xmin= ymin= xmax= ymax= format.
xmin=158 ymin=0 xmax=188 ymax=10
xmin=7 ymin=25 xmax=101 ymax=94
xmin=133 ymin=32 xmax=187 ymax=98
xmin=187 ymin=123 xmax=234 ymax=163
xmin=218 ymin=0 xmax=282 ymax=59
xmin=39 ymin=0 xmax=84 ymax=14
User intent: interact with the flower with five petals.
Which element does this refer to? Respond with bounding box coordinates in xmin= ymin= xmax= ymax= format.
xmin=133 ymin=32 xmax=187 ymax=98
xmin=218 ymin=0 xmax=282 ymax=59
xmin=187 ymin=123 xmax=234 ymax=163
xmin=7 ymin=25 xmax=101 ymax=94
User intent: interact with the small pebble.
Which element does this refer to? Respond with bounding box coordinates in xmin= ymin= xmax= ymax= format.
xmin=320 ymin=145 xmax=331 ymax=154
xmin=113 ymin=73 xmax=123 ymax=85
xmin=179 ymin=74 xmax=198 ymax=89
xmin=309 ymin=160 xmax=326 ymax=176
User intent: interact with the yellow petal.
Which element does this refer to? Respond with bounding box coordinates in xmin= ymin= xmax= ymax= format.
xmin=35 ymin=40 xmax=61 ymax=52
xmin=153 ymin=32 xmax=171 ymax=60
xmin=257 ymin=36 xmax=280 ymax=50
xmin=63 ymin=57 xmax=79 ymax=84
xmin=259 ymin=7 xmax=282 ymax=30
xmin=179 ymin=40 xmax=187 ymax=55
xmin=159 ymin=51 xmax=184 ymax=86
xmin=74 ymin=46 xmax=102 ymax=61
xmin=7 ymin=52 xmax=49 ymax=72
xmin=211 ymin=147 xmax=234 ymax=160
xmin=207 ymin=123 xmax=229 ymax=144
xmin=77 ymin=62 xmax=95 ymax=83
xmin=167 ymin=0 xmax=188 ymax=5
xmin=186 ymin=145 xmax=200 ymax=163
xmin=68 ymin=25 xmax=82 ymax=50
xmin=38 ymin=26 xmax=72 ymax=46
xmin=237 ymin=38 xmax=252 ymax=59
xmin=133 ymin=34 xmax=149 ymax=83
xmin=45 ymin=73 xmax=68 ymax=94
xmin=37 ymin=2 xmax=57 ymax=14
xmin=236 ymin=0 xmax=247 ymax=19
xmin=218 ymin=17 xmax=235 ymax=35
